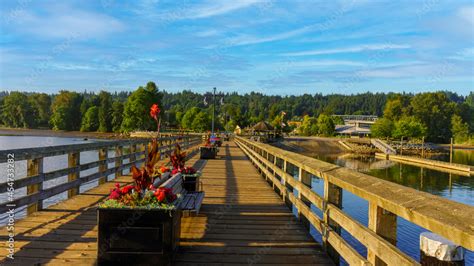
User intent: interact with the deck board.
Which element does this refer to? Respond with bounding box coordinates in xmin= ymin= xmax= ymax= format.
xmin=0 ymin=142 xmax=332 ymax=265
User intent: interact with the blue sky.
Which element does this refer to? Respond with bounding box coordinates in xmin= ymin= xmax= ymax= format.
xmin=0 ymin=0 xmax=473 ymax=95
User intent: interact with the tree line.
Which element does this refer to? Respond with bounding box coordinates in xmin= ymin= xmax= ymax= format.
xmin=0 ymin=81 xmax=472 ymax=143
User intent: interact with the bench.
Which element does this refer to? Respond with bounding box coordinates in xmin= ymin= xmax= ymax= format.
xmin=160 ymin=173 xmax=205 ymax=215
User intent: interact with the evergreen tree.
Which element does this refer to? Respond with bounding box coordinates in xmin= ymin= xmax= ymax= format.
xmin=98 ymin=91 xmax=112 ymax=132
xmin=111 ymin=101 xmax=124 ymax=133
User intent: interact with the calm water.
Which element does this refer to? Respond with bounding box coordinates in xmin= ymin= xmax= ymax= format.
xmin=281 ymin=140 xmax=474 ymax=265
xmin=0 ymin=136 xmax=129 ymax=225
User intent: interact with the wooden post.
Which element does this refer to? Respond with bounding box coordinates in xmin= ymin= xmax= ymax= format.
xmin=67 ymin=152 xmax=80 ymax=198
xmin=115 ymin=146 xmax=123 ymax=178
xmin=420 ymin=232 xmax=464 ymax=265
xmin=323 ymin=179 xmax=342 ymax=265
xmin=26 ymin=158 xmax=43 ymax=215
xmin=98 ymin=148 xmax=108 ymax=185
xmin=421 ymin=137 xmax=425 ymax=158
xmin=367 ymin=202 xmax=397 ymax=265
xmin=450 ymin=138 xmax=453 ymax=163
xmin=281 ymin=160 xmax=287 ymax=202
xmin=130 ymin=144 xmax=137 ymax=164
xmin=400 ymin=137 xmax=403 ymax=155
xmin=297 ymin=168 xmax=311 ymax=218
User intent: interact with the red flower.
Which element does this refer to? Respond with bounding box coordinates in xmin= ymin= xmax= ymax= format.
xmin=160 ymin=165 xmax=170 ymax=173
xmin=150 ymin=104 xmax=160 ymax=120
xmin=120 ymin=185 xmax=134 ymax=194
xmin=109 ymin=189 xmax=121 ymax=200
xmin=154 ymin=187 xmax=176 ymax=203
xmin=171 ymin=168 xmax=179 ymax=175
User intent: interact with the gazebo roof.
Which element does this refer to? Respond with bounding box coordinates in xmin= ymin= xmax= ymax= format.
xmin=252 ymin=121 xmax=274 ymax=131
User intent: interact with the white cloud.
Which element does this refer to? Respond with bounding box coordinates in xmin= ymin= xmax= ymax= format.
xmin=11 ymin=9 xmax=124 ymax=39
xmin=187 ymin=0 xmax=262 ymax=19
xmin=458 ymin=6 xmax=474 ymax=24
xmin=195 ymin=29 xmax=220 ymax=37
xmin=228 ymin=25 xmax=314 ymax=46
xmin=281 ymin=44 xmax=411 ymax=56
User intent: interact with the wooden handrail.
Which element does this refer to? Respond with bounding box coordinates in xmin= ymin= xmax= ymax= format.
xmin=0 ymin=135 xmax=202 ymax=216
xmin=235 ymin=136 xmax=474 ymax=265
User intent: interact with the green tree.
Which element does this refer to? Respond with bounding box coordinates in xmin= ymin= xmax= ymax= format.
xmin=383 ymin=95 xmax=410 ymax=120
xmin=332 ymin=116 xmax=345 ymax=125
xmin=317 ymin=114 xmax=335 ymax=136
xmin=299 ymin=115 xmax=318 ymax=136
xmin=121 ymin=83 xmax=162 ymax=132
xmin=451 ymin=114 xmax=469 ymax=143
xmin=50 ymin=91 xmax=82 ymax=130
xmin=98 ymin=91 xmax=112 ymax=132
xmin=0 ymin=92 xmax=35 ymax=128
xmin=392 ymin=116 xmax=427 ymax=139
xmin=225 ymin=119 xmax=237 ymax=132
xmin=191 ymin=111 xmax=210 ymax=132
xmin=410 ymin=92 xmax=455 ymax=142
xmin=28 ymin=93 xmax=51 ymax=127
xmin=81 ymin=106 xmax=99 ymax=132
xmin=111 ymin=101 xmax=124 ymax=133
xmin=371 ymin=118 xmax=394 ymax=138
xmin=181 ymin=107 xmax=200 ymax=130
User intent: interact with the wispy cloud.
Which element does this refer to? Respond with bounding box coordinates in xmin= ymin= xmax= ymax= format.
xmin=7 ymin=8 xmax=124 ymax=39
xmin=281 ymin=44 xmax=411 ymax=56
xmin=457 ymin=6 xmax=474 ymax=24
xmin=227 ymin=25 xmax=315 ymax=46
xmin=186 ymin=0 xmax=261 ymax=19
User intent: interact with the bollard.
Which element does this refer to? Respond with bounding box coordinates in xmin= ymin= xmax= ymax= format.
xmin=420 ymin=232 xmax=464 ymax=265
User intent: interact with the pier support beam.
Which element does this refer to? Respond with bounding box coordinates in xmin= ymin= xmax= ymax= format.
xmin=368 ymin=202 xmax=397 ymax=266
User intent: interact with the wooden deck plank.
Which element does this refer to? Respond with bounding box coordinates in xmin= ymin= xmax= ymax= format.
xmin=0 ymin=141 xmax=332 ymax=265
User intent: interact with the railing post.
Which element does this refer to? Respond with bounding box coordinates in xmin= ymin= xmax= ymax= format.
xmin=98 ymin=148 xmax=108 ymax=185
xmin=67 ymin=152 xmax=80 ymax=198
xmin=281 ymin=160 xmax=287 ymax=200
xmin=297 ymin=168 xmax=311 ymax=218
xmin=130 ymin=144 xmax=137 ymax=164
xmin=26 ymin=158 xmax=43 ymax=214
xmin=323 ymin=179 xmax=342 ymax=265
xmin=115 ymin=146 xmax=123 ymax=178
xmin=368 ymin=202 xmax=397 ymax=266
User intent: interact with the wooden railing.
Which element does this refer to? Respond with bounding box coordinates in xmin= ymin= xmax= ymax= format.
xmin=0 ymin=135 xmax=202 ymax=215
xmin=235 ymin=136 xmax=474 ymax=266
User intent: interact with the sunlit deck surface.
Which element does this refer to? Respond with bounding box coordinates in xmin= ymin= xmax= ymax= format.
xmin=0 ymin=142 xmax=332 ymax=265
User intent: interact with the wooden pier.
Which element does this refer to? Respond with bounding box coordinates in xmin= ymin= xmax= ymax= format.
xmin=0 ymin=136 xmax=473 ymax=265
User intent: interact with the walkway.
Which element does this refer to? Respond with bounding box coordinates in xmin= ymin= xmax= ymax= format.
xmin=0 ymin=142 xmax=331 ymax=265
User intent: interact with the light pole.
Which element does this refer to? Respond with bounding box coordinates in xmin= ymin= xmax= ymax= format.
xmin=204 ymin=87 xmax=224 ymax=134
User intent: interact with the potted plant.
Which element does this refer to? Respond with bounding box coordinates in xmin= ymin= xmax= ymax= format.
xmin=170 ymin=145 xmax=201 ymax=192
xmin=97 ymin=103 xmax=183 ymax=265
xmin=199 ymin=137 xmax=218 ymax=159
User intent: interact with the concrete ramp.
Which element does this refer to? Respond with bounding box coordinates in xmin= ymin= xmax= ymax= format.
xmin=371 ymin=138 xmax=397 ymax=154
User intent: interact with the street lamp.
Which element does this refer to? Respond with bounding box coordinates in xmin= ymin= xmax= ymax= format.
xmin=203 ymin=87 xmax=224 ymax=134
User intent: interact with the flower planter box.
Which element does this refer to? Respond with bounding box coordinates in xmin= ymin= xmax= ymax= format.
xmin=200 ymin=146 xmax=217 ymax=159
xmin=181 ymin=173 xmax=200 ymax=192
xmin=97 ymin=207 xmax=181 ymax=265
